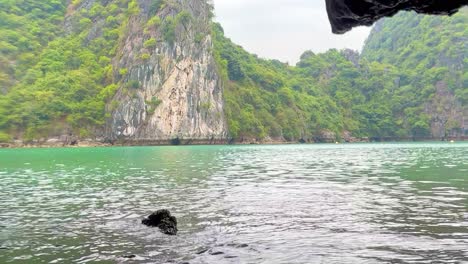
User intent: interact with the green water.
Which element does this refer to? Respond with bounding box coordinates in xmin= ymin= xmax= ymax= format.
xmin=0 ymin=143 xmax=467 ymax=263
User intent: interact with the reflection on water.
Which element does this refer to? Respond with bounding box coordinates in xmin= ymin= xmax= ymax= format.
xmin=0 ymin=143 xmax=467 ymax=263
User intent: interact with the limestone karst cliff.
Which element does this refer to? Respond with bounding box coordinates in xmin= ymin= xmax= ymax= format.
xmin=0 ymin=0 xmax=228 ymax=145
xmin=0 ymin=1 xmax=465 ymax=145
xmin=107 ymin=0 xmax=227 ymax=143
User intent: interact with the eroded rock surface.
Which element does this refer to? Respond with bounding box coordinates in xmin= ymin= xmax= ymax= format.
xmin=326 ymin=0 xmax=468 ymax=33
xmin=108 ymin=0 xmax=227 ymax=144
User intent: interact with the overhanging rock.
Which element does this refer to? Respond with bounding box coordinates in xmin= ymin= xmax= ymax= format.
xmin=326 ymin=0 xmax=468 ymax=34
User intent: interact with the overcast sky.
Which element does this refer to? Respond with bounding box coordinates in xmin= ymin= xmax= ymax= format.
xmin=212 ymin=0 xmax=372 ymax=64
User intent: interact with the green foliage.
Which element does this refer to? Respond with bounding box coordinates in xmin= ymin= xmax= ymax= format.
xmin=362 ymin=10 xmax=467 ymax=70
xmin=127 ymin=0 xmax=140 ymax=16
xmin=147 ymin=16 xmax=161 ymax=28
xmin=0 ymin=0 xmax=135 ymax=139
xmin=361 ymin=10 xmax=467 ymax=138
xmin=194 ymin=33 xmax=204 ymax=43
xmin=146 ymin=97 xmax=162 ymax=115
xmin=0 ymin=0 xmax=67 ymax=89
xmin=0 ymin=2 xmax=465 ymax=143
xmin=162 ymin=16 xmax=177 ymax=44
xmin=140 ymin=53 xmax=151 ymax=61
xmin=161 ymin=10 xmax=193 ymax=44
xmin=176 ymin=11 xmax=192 ymax=25
xmin=212 ymin=23 xmax=341 ymax=141
xmin=0 ymin=131 xmax=11 ymax=143
xmin=149 ymin=0 xmax=164 ymax=14
xmin=119 ymin=68 xmax=128 ymax=76
xmin=143 ymin=38 xmax=157 ymax=48
xmin=127 ymin=80 xmax=140 ymax=89
xmin=213 ymin=10 xmax=467 ymax=141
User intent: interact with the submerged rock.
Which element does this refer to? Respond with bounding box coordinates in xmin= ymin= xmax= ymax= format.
xmin=142 ymin=209 xmax=178 ymax=235
xmin=326 ymin=0 xmax=467 ymax=33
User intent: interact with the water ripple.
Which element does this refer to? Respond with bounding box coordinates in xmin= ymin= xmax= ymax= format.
xmin=0 ymin=143 xmax=467 ymax=263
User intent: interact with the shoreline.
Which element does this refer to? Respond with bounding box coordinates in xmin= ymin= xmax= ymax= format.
xmin=1 ymin=137 xmax=466 ymax=149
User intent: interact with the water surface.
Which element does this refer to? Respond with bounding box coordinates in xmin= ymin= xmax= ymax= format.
xmin=0 ymin=143 xmax=467 ymax=263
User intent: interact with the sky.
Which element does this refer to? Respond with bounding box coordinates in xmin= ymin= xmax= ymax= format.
xmin=212 ymin=0 xmax=372 ymax=64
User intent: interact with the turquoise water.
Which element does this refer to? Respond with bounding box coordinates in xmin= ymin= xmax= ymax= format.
xmin=0 ymin=143 xmax=467 ymax=263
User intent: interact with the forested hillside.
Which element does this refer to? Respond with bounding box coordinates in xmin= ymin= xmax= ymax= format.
xmin=213 ymin=24 xmax=353 ymax=142
xmin=362 ymin=9 xmax=467 ymax=138
xmin=0 ymin=1 xmax=466 ymax=144
xmin=0 ymin=0 xmax=225 ymax=144
xmin=215 ymin=10 xmax=467 ymax=142
xmin=0 ymin=1 xmax=66 ymax=89
xmin=0 ymin=0 xmax=133 ymax=142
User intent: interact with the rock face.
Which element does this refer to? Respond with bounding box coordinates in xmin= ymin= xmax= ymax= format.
xmin=425 ymin=81 xmax=466 ymax=139
xmin=361 ymin=10 xmax=467 ymax=140
xmin=108 ymin=0 xmax=227 ymax=144
xmin=142 ymin=209 xmax=178 ymax=235
xmin=326 ymin=0 xmax=468 ymax=33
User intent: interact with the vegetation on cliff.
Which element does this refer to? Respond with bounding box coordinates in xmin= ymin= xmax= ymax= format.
xmin=0 ymin=0 xmax=191 ymax=141
xmin=214 ymin=10 xmax=467 ymax=142
xmin=0 ymin=0 xmax=125 ymax=140
xmin=0 ymin=1 xmax=466 ymax=143
xmin=362 ymin=9 xmax=467 ymax=105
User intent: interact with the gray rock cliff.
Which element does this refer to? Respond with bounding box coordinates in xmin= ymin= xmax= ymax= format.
xmin=107 ymin=0 xmax=227 ymax=143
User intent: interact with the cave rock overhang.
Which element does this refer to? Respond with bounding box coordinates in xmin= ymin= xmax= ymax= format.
xmin=326 ymin=0 xmax=468 ymax=34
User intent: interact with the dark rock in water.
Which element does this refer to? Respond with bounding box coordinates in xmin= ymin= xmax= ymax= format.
xmin=142 ymin=209 xmax=178 ymax=235
xmin=326 ymin=0 xmax=468 ymax=33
